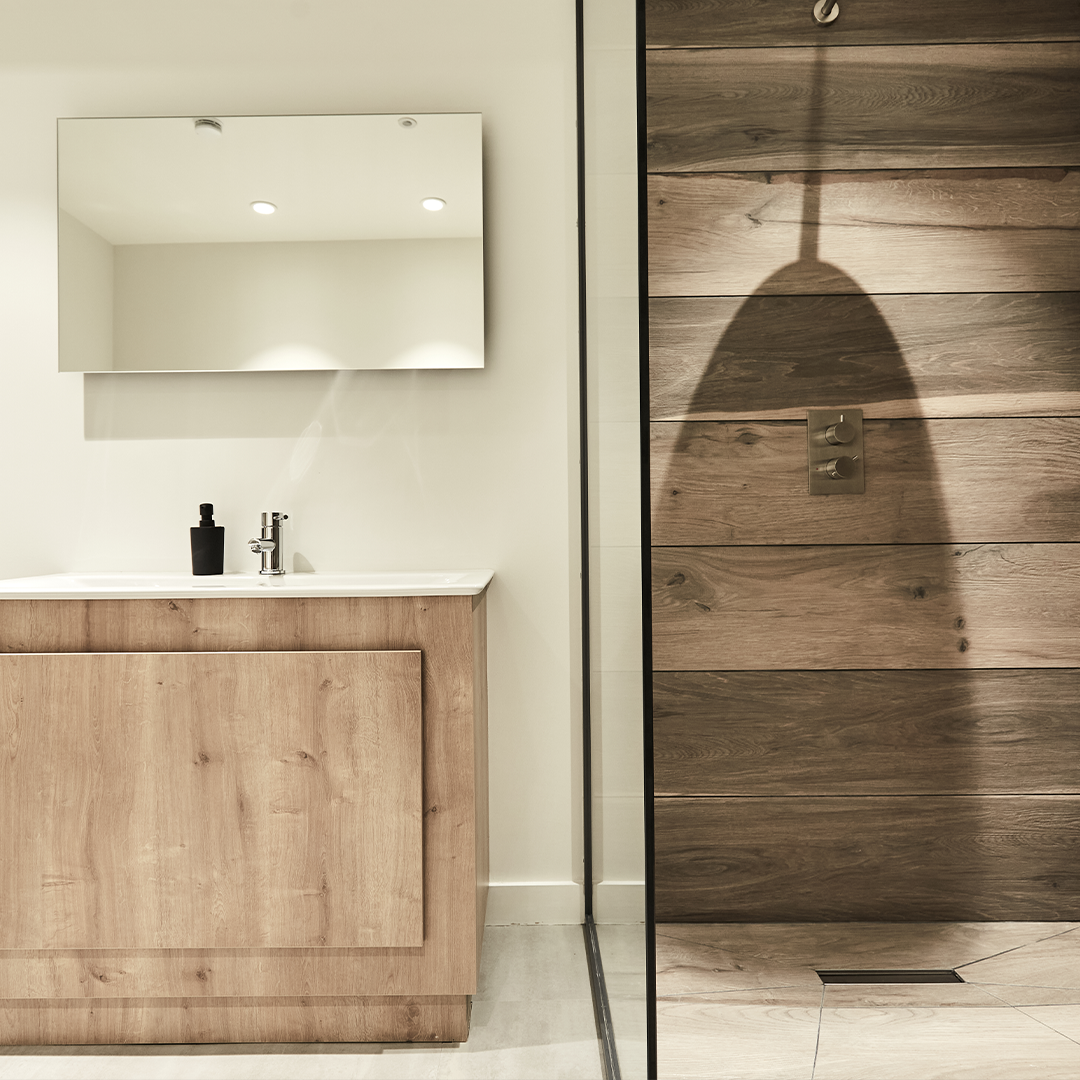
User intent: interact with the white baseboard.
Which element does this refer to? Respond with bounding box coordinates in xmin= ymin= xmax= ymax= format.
xmin=594 ymin=881 xmax=646 ymax=923
xmin=485 ymin=881 xmax=584 ymax=925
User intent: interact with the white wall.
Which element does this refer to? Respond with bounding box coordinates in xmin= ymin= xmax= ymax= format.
xmin=0 ymin=0 xmax=583 ymax=924
xmin=584 ymin=0 xmax=645 ymax=924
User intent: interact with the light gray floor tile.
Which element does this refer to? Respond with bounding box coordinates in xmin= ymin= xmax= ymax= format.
xmin=476 ymin=924 xmax=593 ymax=1003
xmin=814 ymin=1006 xmax=1080 ymax=1080
xmin=656 ymin=999 xmax=819 ymax=1080
xmin=0 ymin=1047 xmax=442 ymax=1080
xmin=434 ymin=1000 xmax=601 ymax=1079
xmin=595 ymin=923 xmax=648 ymax=1080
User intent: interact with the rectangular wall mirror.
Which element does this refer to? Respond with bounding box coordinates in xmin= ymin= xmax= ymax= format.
xmin=58 ymin=113 xmax=484 ymax=372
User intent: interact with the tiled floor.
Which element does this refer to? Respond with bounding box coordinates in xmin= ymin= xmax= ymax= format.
xmin=595 ymin=922 xmax=649 ymax=1080
xmin=0 ymin=926 xmax=604 ymax=1080
xmin=656 ymin=922 xmax=1080 ymax=1080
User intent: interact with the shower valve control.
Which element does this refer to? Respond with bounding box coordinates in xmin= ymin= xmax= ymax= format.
xmin=826 ymin=455 xmax=857 ymax=479
xmin=808 ymin=408 xmax=864 ymax=495
xmin=825 ymin=421 xmax=856 ymax=445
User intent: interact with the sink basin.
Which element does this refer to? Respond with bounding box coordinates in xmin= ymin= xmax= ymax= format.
xmin=0 ymin=570 xmax=494 ymax=599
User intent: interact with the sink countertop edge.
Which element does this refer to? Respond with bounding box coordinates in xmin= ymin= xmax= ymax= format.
xmin=0 ymin=570 xmax=495 ymax=600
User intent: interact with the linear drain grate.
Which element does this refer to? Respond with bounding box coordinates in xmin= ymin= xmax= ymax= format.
xmin=816 ymin=969 xmax=964 ymax=984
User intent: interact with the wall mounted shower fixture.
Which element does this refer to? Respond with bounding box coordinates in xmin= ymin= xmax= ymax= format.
xmin=808 ymin=408 xmax=864 ymax=494
xmin=813 ymin=0 xmax=839 ymax=25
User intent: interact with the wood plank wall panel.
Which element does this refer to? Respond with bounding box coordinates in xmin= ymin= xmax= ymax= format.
xmin=649 ymin=293 xmax=1080 ymax=421
xmin=653 ymin=545 xmax=1080 ymax=671
xmin=648 ymin=169 xmax=1080 ymax=296
xmin=647 ymin=4 xmax=1080 ymax=922
xmin=648 ymin=44 xmax=1080 ymax=171
xmin=644 ymin=0 xmax=1080 ymax=48
xmin=0 ymin=596 xmax=484 ymax=999
xmin=0 ymin=651 xmax=423 ymax=951
xmin=654 ymin=796 xmax=1080 ymax=922
xmin=654 ymin=671 xmax=1080 ymax=796
xmin=652 ymin=418 xmax=1080 ymax=545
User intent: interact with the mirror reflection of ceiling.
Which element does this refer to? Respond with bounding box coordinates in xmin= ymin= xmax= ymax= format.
xmin=58 ymin=113 xmax=482 ymax=244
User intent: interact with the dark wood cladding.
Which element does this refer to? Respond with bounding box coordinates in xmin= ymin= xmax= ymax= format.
xmin=651 ymin=418 xmax=1080 ymax=545
xmin=649 ymin=293 xmax=1080 ymax=421
xmin=654 ymin=796 xmax=1080 ymax=921
xmin=648 ymin=169 xmax=1080 ymax=297
xmin=654 ymin=670 xmax=1080 ymax=796
xmin=645 ymin=0 xmax=1080 ymax=48
xmin=652 ymin=545 xmax=1080 ymax=670
xmin=648 ymin=44 xmax=1080 ymax=172
xmin=648 ymin=8 xmax=1079 ymax=924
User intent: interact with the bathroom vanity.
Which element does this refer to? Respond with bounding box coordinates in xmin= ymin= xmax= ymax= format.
xmin=0 ymin=571 xmax=491 ymax=1044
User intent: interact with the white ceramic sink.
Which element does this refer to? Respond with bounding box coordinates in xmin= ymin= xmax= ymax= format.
xmin=0 ymin=570 xmax=494 ymax=599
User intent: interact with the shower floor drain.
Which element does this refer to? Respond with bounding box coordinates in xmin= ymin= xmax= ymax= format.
xmin=816 ymin=969 xmax=964 ymax=984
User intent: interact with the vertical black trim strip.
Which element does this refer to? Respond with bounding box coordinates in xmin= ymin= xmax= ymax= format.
xmin=636 ymin=1 xmax=658 ymax=1076
xmin=575 ymin=0 xmax=594 ymax=929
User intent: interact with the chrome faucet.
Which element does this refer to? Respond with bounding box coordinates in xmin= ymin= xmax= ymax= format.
xmin=248 ymin=512 xmax=289 ymax=575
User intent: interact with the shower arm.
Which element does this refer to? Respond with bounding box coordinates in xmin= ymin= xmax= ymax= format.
xmin=814 ymin=0 xmax=840 ymax=25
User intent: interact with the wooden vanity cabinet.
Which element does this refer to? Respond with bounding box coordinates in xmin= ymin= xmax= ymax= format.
xmin=0 ymin=592 xmax=488 ymax=1045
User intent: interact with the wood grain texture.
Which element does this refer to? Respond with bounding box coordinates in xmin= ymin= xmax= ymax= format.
xmin=0 ymin=594 xmax=487 ymax=1005
xmin=651 ymin=418 xmax=1080 ymax=544
xmin=653 ymin=544 xmax=1080 ymax=670
xmin=0 ymin=994 xmax=468 ymax=1045
xmin=0 ymin=651 xmax=422 ymax=950
xmin=648 ymin=293 xmax=1080 ymax=421
xmin=654 ymin=670 xmax=1080 ymax=796
xmin=648 ymin=44 xmax=1080 ymax=172
xmin=654 ymin=796 xmax=1080 ymax=921
xmin=644 ymin=0 xmax=1080 ymax=48
xmin=648 ymin=169 xmax=1080 ymax=296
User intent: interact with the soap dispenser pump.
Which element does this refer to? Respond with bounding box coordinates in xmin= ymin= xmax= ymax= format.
xmin=190 ymin=503 xmax=225 ymax=575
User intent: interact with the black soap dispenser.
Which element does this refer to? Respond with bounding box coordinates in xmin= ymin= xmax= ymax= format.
xmin=190 ymin=503 xmax=224 ymax=575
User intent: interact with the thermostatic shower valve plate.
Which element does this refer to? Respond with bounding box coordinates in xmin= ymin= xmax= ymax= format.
xmin=808 ymin=408 xmax=864 ymax=495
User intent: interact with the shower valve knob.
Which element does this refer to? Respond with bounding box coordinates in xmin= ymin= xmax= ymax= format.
xmin=825 ymin=421 xmax=856 ymax=445
xmin=826 ymin=455 xmax=858 ymax=480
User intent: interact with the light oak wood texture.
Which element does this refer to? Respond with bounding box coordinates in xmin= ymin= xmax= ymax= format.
xmin=654 ymin=670 xmax=1080 ymax=796
xmin=648 ymin=44 xmax=1080 ymax=172
xmin=0 ymin=594 xmax=487 ymax=1043
xmin=644 ymin=0 xmax=1080 ymax=48
xmin=814 ymin=1006 xmax=1080 ymax=1080
xmin=654 ymin=796 xmax=1080 ymax=921
xmin=647 ymin=169 xmax=1080 ymax=296
xmin=651 ymin=419 xmax=1080 ymax=544
xmin=652 ymin=544 xmax=1080 ymax=670
xmin=0 ymin=650 xmax=422 ymax=950
xmin=648 ymin=293 xmax=1080 ymax=421
xmin=0 ymin=994 xmax=468 ymax=1045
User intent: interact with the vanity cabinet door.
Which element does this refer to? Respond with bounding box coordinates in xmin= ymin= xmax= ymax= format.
xmin=0 ymin=649 xmax=423 ymax=949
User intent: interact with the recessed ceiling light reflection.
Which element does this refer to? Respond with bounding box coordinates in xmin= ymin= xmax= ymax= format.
xmin=422 ymin=198 xmax=446 ymax=212
xmin=251 ymin=201 xmax=277 ymax=215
